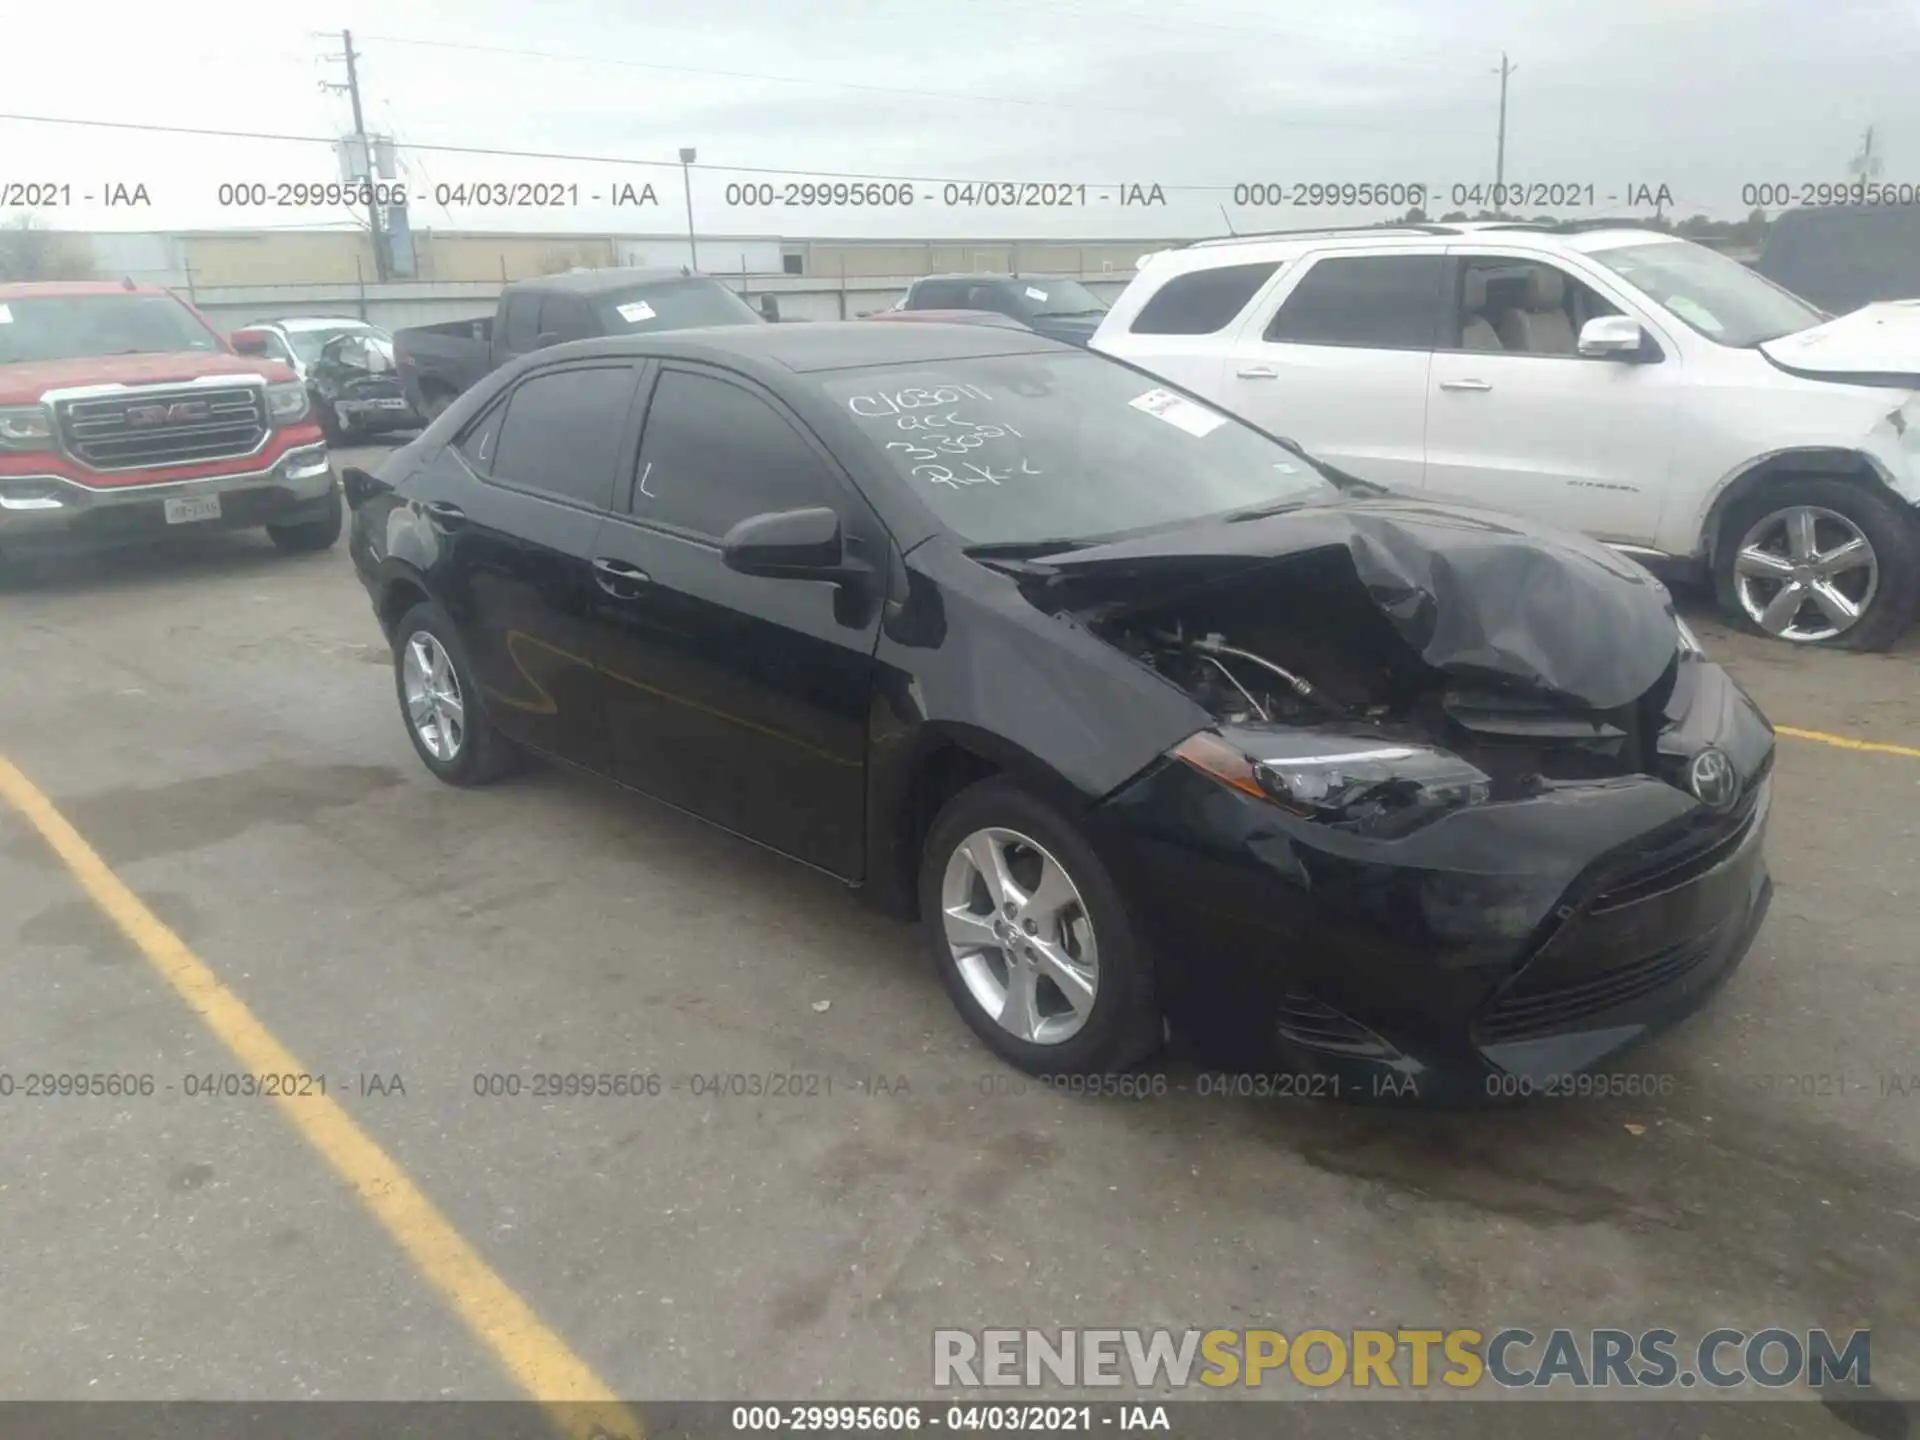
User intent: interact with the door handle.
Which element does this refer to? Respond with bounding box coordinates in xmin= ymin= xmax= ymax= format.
xmin=592 ymin=556 xmax=651 ymax=597
xmin=1235 ymin=365 xmax=1279 ymax=379
xmin=1439 ymin=379 xmax=1492 ymax=392
xmin=422 ymin=501 xmax=466 ymax=529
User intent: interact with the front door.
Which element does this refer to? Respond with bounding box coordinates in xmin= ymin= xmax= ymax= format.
xmin=588 ymin=364 xmax=885 ymax=878
xmin=1421 ymin=250 xmax=1680 ymax=545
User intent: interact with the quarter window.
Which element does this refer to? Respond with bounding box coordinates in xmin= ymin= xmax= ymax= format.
xmin=1131 ymin=262 xmax=1282 ymax=335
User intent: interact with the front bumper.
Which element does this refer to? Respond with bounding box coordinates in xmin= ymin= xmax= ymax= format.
xmin=1097 ymin=657 xmax=1776 ymax=1103
xmin=0 ymin=444 xmax=335 ymax=558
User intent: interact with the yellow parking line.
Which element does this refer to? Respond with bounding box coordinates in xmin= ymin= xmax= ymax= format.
xmin=1776 ymin=726 xmax=1920 ymax=760
xmin=0 ymin=756 xmax=643 ymax=1440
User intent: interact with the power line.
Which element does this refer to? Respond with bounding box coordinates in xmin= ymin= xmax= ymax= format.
xmin=0 ymin=110 xmax=1721 ymax=214
xmin=0 ymin=110 xmax=1438 ymax=186
xmin=351 ymin=33 xmax=1171 ymax=118
xmin=345 ymin=30 xmax=1447 ymax=129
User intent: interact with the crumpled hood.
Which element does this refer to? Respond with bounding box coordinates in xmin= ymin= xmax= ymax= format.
xmin=1034 ymin=497 xmax=1681 ymax=711
xmin=1759 ymin=299 xmax=1920 ymax=386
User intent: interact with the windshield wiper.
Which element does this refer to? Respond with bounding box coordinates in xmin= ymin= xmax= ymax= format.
xmin=1222 ymin=499 xmax=1311 ymax=523
xmin=963 ymin=536 xmax=1090 ymax=559
xmin=1033 ymin=309 xmax=1106 ymax=319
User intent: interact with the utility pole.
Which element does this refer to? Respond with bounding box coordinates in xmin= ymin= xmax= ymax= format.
xmin=322 ymin=30 xmax=388 ymax=280
xmin=1492 ymin=52 xmax=1516 ymax=212
xmin=1849 ymin=125 xmax=1883 ymax=182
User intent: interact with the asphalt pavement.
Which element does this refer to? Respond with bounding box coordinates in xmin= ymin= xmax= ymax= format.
xmin=0 ymin=440 xmax=1915 ymax=1426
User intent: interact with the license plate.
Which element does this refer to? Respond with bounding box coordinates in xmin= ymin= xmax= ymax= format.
xmin=164 ymin=494 xmax=222 ymax=525
xmin=375 ymin=398 xmax=408 ymax=410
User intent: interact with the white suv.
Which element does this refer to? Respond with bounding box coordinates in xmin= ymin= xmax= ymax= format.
xmin=1091 ymin=222 xmax=1920 ymax=649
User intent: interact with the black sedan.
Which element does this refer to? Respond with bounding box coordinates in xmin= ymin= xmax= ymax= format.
xmin=344 ymin=322 xmax=1775 ymax=1100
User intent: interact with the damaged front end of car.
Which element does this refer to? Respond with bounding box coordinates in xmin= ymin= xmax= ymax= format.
xmin=1024 ymin=502 xmax=1777 ymax=1099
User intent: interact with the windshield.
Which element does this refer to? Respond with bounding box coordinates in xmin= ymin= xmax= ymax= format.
xmin=824 ymin=350 xmax=1340 ymax=547
xmin=287 ymin=323 xmax=384 ymax=364
xmin=1586 ymin=239 xmax=1824 ymax=347
xmin=1010 ymin=279 xmax=1107 ymax=317
xmin=0 ymin=293 xmax=221 ymax=364
xmin=592 ymin=279 xmax=763 ymax=332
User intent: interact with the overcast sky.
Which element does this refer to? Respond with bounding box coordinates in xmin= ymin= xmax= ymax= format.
xmin=5 ymin=0 xmax=1919 ymax=239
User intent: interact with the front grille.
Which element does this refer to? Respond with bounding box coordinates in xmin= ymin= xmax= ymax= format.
xmin=1478 ymin=923 xmax=1726 ymax=1043
xmin=57 ymin=385 xmax=268 ymax=471
xmin=1274 ymin=992 xmax=1398 ymax=1059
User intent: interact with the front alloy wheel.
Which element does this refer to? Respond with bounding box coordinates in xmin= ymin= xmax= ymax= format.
xmin=919 ymin=778 xmax=1161 ymax=1075
xmin=941 ymin=827 xmax=1100 ymax=1045
xmin=1732 ymin=504 xmax=1878 ymax=643
xmin=402 ymin=631 xmax=465 ymax=761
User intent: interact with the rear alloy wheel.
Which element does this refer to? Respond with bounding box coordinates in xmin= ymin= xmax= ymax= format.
xmin=1714 ymin=478 xmax=1919 ymax=650
xmin=920 ymin=779 xmax=1160 ymax=1075
xmin=391 ymin=601 xmax=521 ymax=786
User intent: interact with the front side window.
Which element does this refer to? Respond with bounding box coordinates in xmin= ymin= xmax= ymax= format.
xmin=487 ymin=365 xmax=636 ymax=509
xmin=1263 ymin=254 xmax=1448 ymax=350
xmin=631 ymin=371 xmax=839 ymax=537
xmin=824 ymin=350 xmax=1341 ymax=548
xmin=1586 ymin=238 xmax=1824 ymax=347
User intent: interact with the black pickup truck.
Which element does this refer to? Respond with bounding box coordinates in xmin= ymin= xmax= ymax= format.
xmin=393 ymin=268 xmax=765 ymax=420
xmin=890 ymin=273 xmax=1110 ymax=346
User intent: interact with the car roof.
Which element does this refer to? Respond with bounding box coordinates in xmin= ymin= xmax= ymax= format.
xmin=508 ymin=267 xmax=713 ymax=296
xmin=865 ymin=309 xmax=1030 ymax=328
xmin=1152 ymin=223 xmax=1685 ymax=269
xmin=914 ymin=273 xmax=1024 ymax=284
xmin=533 ymin=319 xmax=1067 ymax=375
xmin=264 ymin=316 xmax=381 ymax=331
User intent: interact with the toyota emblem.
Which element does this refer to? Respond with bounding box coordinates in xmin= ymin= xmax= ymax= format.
xmin=1688 ymin=748 xmax=1739 ymax=811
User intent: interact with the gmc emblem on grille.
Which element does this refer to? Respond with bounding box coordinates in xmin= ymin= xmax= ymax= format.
xmin=126 ymin=400 xmax=211 ymax=426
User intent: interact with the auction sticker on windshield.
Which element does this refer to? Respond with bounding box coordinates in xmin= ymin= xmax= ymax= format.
xmin=1025 ymin=287 xmax=1048 ymax=301
xmin=1131 ymin=387 xmax=1227 ymax=437
xmin=0 ymin=305 xmax=12 ymax=324
xmin=615 ymin=300 xmax=657 ymax=323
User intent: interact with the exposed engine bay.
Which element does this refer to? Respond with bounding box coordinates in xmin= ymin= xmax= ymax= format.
xmin=1082 ymin=547 xmax=1678 ymax=803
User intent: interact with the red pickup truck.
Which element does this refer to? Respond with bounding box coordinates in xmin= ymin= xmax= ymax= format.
xmin=0 ymin=280 xmax=334 ymax=568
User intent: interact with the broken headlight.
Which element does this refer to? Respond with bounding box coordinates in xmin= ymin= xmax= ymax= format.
xmin=1172 ymin=731 xmax=1491 ymax=835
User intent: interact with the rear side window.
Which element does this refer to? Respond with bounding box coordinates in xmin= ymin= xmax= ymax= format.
xmin=631 ymin=370 xmax=840 ymax=538
xmin=537 ymin=294 xmax=595 ymax=344
xmin=1131 ymin=262 xmax=1282 ymax=335
xmin=1264 ymin=254 xmax=1448 ymax=350
xmin=488 ymin=365 xmax=636 ymax=509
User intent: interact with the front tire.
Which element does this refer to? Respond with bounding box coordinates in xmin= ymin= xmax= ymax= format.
xmin=391 ymin=601 xmax=521 ymax=786
xmin=919 ymin=778 xmax=1161 ymax=1075
xmin=1713 ymin=477 xmax=1919 ymax=650
xmin=266 ymin=489 xmax=343 ymax=554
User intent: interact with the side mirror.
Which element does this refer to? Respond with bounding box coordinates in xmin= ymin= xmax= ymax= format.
xmin=1578 ymin=315 xmax=1649 ymax=360
xmin=759 ymin=295 xmax=781 ymax=322
xmin=721 ymin=507 xmax=860 ymax=581
xmin=231 ymin=328 xmax=272 ymax=356
xmin=534 ymin=331 xmax=561 ymax=350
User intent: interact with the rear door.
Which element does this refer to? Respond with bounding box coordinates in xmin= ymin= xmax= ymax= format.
xmin=588 ymin=364 xmax=887 ymax=878
xmin=1094 ymin=258 xmax=1284 ymax=401
xmin=1217 ymin=249 xmax=1447 ymax=490
xmin=424 ymin=360 xmax=644 ymax=772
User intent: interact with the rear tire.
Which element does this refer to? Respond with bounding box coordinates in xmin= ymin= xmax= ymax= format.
xmin=918 ymin=778 xmax=1161 ymax=1075
xmin=391 ymin=600 xmax=522 ymax=786
xmin=1713 ymin=477 xmax=1919 ymax=650
xmin=266 ymin=488 xmax=343 ymax=554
